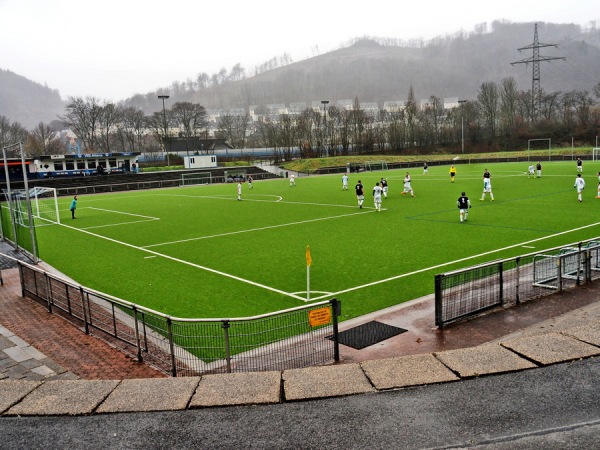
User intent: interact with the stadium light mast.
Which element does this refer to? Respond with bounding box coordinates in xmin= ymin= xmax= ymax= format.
xmin=158 ymin=95 xmax=170 ymax=166
xmin=321 ymin=100 xmax=329 ymax=156
xmin=458 ymin=100 xmax=466 ymax=154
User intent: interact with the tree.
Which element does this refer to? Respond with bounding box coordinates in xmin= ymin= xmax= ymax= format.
xmin=116 ymin=107 xmax=146 ymax=152
xmin=170 ymin=102 xmax=208 ymax=139
xmin=61 ymin=96 xmax=103 ymax=151
xmin=26 ymin=122 xmax=63 ymax=156
xmin=97 ymin=102 xmax=122 ymax=152
xmin=477 ymin=81 xmax=499 ymax=145
xmin=0 ymin=115 xmax=29 ymax=157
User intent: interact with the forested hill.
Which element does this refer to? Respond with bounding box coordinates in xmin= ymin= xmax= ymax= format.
xmin=2 ymin=20 xmax=600 ymax=129
xmin=123 ymin=21 xmax=600 ymax=113
xmin=0 ymin=69 xmax=64 ymax=129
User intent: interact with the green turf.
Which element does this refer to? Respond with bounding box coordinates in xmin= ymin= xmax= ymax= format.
xmin=32 ymin=160 xmax=600 ymax=322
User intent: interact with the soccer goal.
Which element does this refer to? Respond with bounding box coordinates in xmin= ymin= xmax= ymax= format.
xmin=180 ymin=172 xmax=212 ymax=187
xmin=593 ymin=148 xmax=600 ymax=160
xmin=366 ymin=161 xmax=388 ymax=171
xmin=4 ymin=186 xmax=61 ymax=226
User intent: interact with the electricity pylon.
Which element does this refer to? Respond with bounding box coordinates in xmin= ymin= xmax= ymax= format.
xmin=511 ymin=23 xmax=565 ymax=121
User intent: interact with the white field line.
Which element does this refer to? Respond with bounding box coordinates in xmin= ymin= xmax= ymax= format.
xmin=60 ymin=222 xmax=308 ymax=301
xmin=79 ymin=207 xmax=160 ymax=230
xmin=143 ymin=209 xmax=376 ymax=249
xmin=162 ymin=193 xmax=284 ymax=202
xmin=308 ymin=221 xmax=600 ymax=301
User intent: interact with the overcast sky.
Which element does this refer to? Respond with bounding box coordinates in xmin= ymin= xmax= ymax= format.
xmin=0 ymin=0 xmax=598 ymax=102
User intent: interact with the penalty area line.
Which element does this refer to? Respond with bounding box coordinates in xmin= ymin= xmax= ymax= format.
xmin=59 ymin=222 xmax=307 ymax=301
xmin=144 ymin=209 xmax=376 ymax=249
xmin=309 ymin=221 xmax=600 ymax=301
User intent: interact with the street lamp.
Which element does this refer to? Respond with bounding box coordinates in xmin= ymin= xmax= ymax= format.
xmin=321 ymin=100 xmax=329 ymax=156
xmin=458 ymin=100 xmax=466 ymax=154
xmin=158 ymin=95 xmax=170 ymax=166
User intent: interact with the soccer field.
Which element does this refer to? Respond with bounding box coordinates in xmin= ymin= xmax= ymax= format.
xmin=34 ymin=160 xmax=600 ymax=322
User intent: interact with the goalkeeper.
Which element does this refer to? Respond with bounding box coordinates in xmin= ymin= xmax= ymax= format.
xmin=70 ymin=195 xmax=78 ymax=219
xmin=457 ymin=192 xmax=471 ymax=223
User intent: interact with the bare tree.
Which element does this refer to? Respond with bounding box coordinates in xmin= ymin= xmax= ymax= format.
xmin=61 ymin=96 xmax=103 ymax=151
xmin=477 ymin=81 xmax=499 ymax=145
xmin=97 ymin=102 xmax=122 ymax=152
xmin=26 ymin=122 xmax=63 ymax=156
xmin=171 ymin=102 xmax=208 ymax=138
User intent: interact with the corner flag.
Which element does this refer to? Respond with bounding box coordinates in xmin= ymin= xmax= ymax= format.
xmin=306 ymin=245 xmax=312 ymax=267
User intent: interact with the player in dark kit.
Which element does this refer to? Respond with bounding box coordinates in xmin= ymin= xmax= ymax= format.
xmin=457 ymin=192 xmax=471 ymax=223
xmin=380 ymin=178 xmax=388 ymax=198
xmin=355 ymin=180 xmax=365 ymax=208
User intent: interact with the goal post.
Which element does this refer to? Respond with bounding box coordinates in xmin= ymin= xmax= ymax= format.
xmin=527 ymin=138 xmax=551 ymax=162
xmin=593 ymin=148 xmax=600 ymax=161
xmin=180 ymin=172 xmax=212 ymax=187
xmin=366 ymin=161 xmax=388 ymax=171
xmin=3 ymin=186 xmax=60 ymax=226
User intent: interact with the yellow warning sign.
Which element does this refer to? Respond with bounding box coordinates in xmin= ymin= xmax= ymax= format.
xmin=308 ymin=307 xmax=331 ymax=327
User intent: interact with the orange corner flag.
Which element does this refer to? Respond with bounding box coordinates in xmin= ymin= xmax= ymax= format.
xmin=306 ymin=245 xmax=312 ymax=267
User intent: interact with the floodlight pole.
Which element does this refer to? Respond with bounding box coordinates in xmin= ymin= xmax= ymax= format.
xmin=158 ymin=95 xmax=170 ymax=167
xmin=321 ymin=100 xmax=329 ymax=157
xmin=2 ymin=143 xmax=19 ymax=250
xmin=458 ymin=100 xmax=466 ymax=153
xmin=19 ymin=142 xmax=38 ymax=263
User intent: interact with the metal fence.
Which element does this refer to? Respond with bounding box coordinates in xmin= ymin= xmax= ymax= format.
xmin=16 ymin=260 xmax=340 ymax=376
xmin=435 ymin=238 xmax=600 ymax=328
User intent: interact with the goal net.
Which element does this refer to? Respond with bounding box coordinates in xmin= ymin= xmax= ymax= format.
xmin=366 ymin=161 xmax=388 ymax=171
xmin=3 ymin=186 xmax=60 ymax=227
xmin=593 ymin=148 xmax=600 ymax=160
xmin=180 ymin=172 xmax=212 ymax=187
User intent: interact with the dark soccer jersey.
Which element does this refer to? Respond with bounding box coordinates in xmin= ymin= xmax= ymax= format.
xmin=483 ymin=171 xmax=491 ymax=179
xmin=355 ymin=183 xmax=364 ymax=195
xmin=380 ymin=179 xmax=388 ymax=188
xmin=536 ymin=163 xmax=542 ymax=170
xmin=458 ymin=195 xmax=470 ymax=209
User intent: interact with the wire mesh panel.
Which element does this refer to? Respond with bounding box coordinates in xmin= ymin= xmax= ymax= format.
xmin=436 ymin=238 xmax=600 ymax=328
xmin=435 ymin=262 xmax=502 ymax=326
xmin=16 ymin=261 xmax=339 ymax=377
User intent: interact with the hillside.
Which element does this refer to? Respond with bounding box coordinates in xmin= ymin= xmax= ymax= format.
xmin=0 ymin=69 xmax=64 ymax=129
xmin=124 ymin=21 xmax=600 ymax=113
xmin=1 ymin=20 xmax=599 ymax=128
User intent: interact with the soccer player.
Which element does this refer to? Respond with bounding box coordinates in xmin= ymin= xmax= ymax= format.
xmin=289 ymin=174 xmax=296 ymax=186
xmin=237 ymin=182 xmax=242 ymax=200
xmin=402 ymin=172 xmax=414 ymax=197
xmin=577 ymin=157 xmax=583 ymax=173
xmin=457 ymin=192 xmax=471 ymax=223
xmin=449 ymin=165 xmax=457 ymax=183
xmin=380 ymin=177 xmax=388 ymax=198
xmin=596 ymin=172 xmax=600 ymax=199
xmin=373 ymin=182 xmax=383 ymax=212
xmin=527 ymin=163 xmax=534 ymax=178
xmin=342 ymin=173 xmax=349 ymax=190
xmin=481 ymin=169 xmax=494 ymax=201
xmin=423 ymin=162 xmax=429 ymax=175
xmin=247 ymin=176 xmax=253 ymax=189
xmin=574 ymin=173 xmax=585 ymax=202
xmin=70 ymin=195 xmax=78 ymax=219
xmin=355 ymin=180 xmax=364 ymax=208
xmin=536 ymin=162 xmax=542 ymax=178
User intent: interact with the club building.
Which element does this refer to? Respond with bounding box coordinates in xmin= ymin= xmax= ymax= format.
xmin=32 ymin=152 xmax=141 ymax=178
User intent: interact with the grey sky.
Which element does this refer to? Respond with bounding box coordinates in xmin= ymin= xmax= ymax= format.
xmin=0 ymin=0 xmax=598 ymax=101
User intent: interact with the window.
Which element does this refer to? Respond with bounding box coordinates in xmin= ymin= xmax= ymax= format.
xmin=77 ymin=161 xmax=85 ymax=170
xmin=65 ymin=161 xmax=75 ymax=170
xmin=54 ymin=162 xmax=64 ymax=171
xmin=109 ymin=158 xmax=117 ymax=168
xmin=88 ymin=160 xmax=97 ymax=169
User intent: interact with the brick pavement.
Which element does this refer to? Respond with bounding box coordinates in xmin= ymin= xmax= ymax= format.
xmin=0 ymin=267 xmax=165 ymax=380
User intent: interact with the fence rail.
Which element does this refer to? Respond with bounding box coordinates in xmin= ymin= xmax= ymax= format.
xmin=16 ymin=260 xmax=340 ymax=376
xmin=435 ymin=238 xmax=600 ymax=328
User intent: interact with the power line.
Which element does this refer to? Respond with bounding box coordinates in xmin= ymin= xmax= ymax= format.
xmin=511 ymin=23 xmax=565 ymax=120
